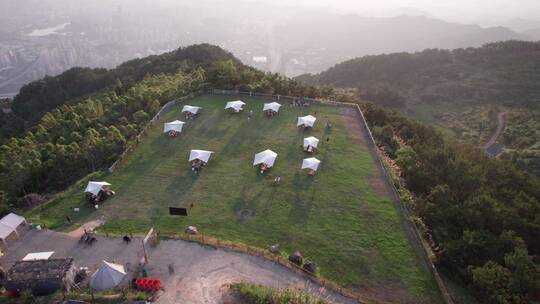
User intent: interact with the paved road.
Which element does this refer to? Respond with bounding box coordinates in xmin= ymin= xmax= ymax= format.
xmin=484 ymin=111 xmax=507 ymax=149
xmin=1 ymin=229 xmax=356 ymax=304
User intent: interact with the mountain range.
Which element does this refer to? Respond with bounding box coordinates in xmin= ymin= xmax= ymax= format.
xmin=0 ymin=0 xmax=536 ymax=97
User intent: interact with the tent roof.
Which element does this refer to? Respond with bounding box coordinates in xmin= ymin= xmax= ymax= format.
xmin=225 ymin=100 xmax=246 ymax=111
xmin=297 ymin=115 xmax=317 ymax=127
xmin=263 ymin=102 xmax=282 ymax=112
xmin=182 ymin=105 xmax=201 ymax=114
xmin=302 ymin=157 xmax=321 ymax=171
xmin=303 ymin=136 xmax=320 ymax=148
xmin=84 ymin=181 xmax=111 ymax=196
xmin=163 ymin=120 xmax=185 ymax=133
xmin=90 ymin=261 xmax=126 ymax=291
xmin=0 ymin=213 xmax=25 ymax=229
xmin=22 ymin=251 xmax=55 ymax=261
xmin=189 ymin=150 xmax=214 ymax=163
xmin=253 ymin=149 xmax=278 ymax=167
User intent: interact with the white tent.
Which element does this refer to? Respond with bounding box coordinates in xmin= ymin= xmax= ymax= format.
xmin=182 ymin=105 xmax=201 ymax=114
xmin=85 ymin=181 xmax=111 ymax=196
xmin=225 ymin=100 xmax=246 ymax=112
xmin=163 ymin=120 xmax=185 ymax=133
xmin=297 ymin=115 xmax=317 ymax=128
xmin=253 ymin=149 xmax=278 ymax=168
xmin=90 ymin=261 xmax=126 ymax=291
xmin=303 ymin=136 xmax=320 ymax=149
xmin=189 ymin=150 xmax=214 ymax=163
xmin=302 ymin=157 xmax=321 ymax=171
xmin=263 ymin=102 xmax=282 ymax=113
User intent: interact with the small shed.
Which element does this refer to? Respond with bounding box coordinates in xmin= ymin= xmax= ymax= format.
xmin=0 ymin=213 xmax=26 ymax=248
xmin=5 ymin=258 xmax=75 ymax=296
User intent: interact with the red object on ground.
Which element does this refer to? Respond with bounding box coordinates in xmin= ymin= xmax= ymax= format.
xmin=136 ymin=278 xmax=161 ymax=291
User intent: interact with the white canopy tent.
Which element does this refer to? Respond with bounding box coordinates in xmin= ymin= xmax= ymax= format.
xmin=189 ymin=150 xmax=214 ymax=163
xmin=302 ymin=157 xmax=321 ymax=171
xmin=163 ymin=120 xmax=185 ymax=133
xmin=225 ymin=100 xmax=246 ymax=112
xmin=253 ymin=149 xmax=278 ymax=168
xmin=182 ymin=105 xmax=201 ymax=115
xmin=263 ymin=102 xmax=282 ymax=113
xmin=22 ymin=251 xmax=55 ymax=261
xmin=303 ymin=136 xmax=320 ymax=149
xmin=84 ymin=181 xmax=111 ymax=196
xmin=90 ymin=261 xmax=127 ymax=291
xmin=297 ymin=115 xmax=317 ymax=128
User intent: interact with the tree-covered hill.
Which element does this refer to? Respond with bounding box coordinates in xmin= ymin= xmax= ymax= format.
xmin=0 ymin=44 xmax=323 ymax=210
xmin=296 ymin=40 xmax=540 ymax=177
xmin=296 ymin=40 xmax=540 ymax=107
xmin=363 ymin=103 xmax=540 ymax=304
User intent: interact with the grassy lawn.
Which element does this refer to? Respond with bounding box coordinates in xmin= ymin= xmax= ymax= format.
xmin=28 ymin=95 xmax=441 ymax=302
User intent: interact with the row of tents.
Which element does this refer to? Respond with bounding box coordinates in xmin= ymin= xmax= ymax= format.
xmin=163 ymin=101 xmax=317 ymax=135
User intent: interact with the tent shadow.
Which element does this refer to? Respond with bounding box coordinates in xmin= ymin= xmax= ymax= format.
xmin=287 ymin=172 xmax=315 ymax=225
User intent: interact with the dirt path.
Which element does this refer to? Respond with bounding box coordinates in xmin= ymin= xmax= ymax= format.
xmin=483 ymin=111 xmax=507 ymax=149
xmin=1 ymin=229 xmax=356 ymax=304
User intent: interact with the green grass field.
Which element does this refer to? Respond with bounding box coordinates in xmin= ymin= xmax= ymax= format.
xmin=28 ymin=95 xmax=441 ymax=302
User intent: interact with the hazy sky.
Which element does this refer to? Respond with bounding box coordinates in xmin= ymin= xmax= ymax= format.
xmin=248 ymin=0 xmax=540 ymax=25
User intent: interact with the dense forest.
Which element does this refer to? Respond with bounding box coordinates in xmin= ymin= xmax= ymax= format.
xmin=296 ymin=40 xmax=540 ymax=107
xmin=363 ymin=103 xmax=540 ymax=303
xmin=0 ymin=44 xmax=323 ymax=212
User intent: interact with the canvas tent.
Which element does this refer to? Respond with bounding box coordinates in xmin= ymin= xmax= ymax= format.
xmin=297 ymin=115 xmax=317 ymax=128
xmin=263 ymin=102 xmax=282 ymax=113
xmin=163 ymin=120 xmax=185 ymax=133
xmin=253 ymin=149 xmax=278 ymax=168
xmin=0 ymin=223 xmax=15 ymax=248
xmin=84 ymin=181 xmax=111 ymax=196
xmin=303 ymin=136 xmax=319 ymax=149
xmin=225 ymin=100 xmax=246 ymax=112
xmin=182 ymin=105 xmax=201 ymax=115
xmin=302 ymin=157 xmax=321 ymax=172
xmin=189 ymin=150 xmax=214 ymax=163
xmin=89 ymin=261 xmax=126 ymax=291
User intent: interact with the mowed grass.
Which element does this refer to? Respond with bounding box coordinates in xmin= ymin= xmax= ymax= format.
xmin=28 ymin=95 xmax=441 ymax=302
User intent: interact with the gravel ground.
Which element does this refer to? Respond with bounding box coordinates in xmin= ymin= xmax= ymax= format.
xmin=1 ymin=229 xmax=356 ymax=304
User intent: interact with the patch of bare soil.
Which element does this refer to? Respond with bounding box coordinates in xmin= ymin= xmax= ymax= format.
xmin=66 ymin=218 xmax=104 ymax=238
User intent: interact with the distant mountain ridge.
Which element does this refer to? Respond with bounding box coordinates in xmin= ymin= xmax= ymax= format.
xmin=295 ymin=40 xmax=540 ymax=107
xmin=0 ymin=0 xmax=531 ymax=96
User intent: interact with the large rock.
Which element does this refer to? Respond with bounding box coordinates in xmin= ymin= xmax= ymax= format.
xmin=303 ymin=261 xmax=317 ymax=273
xmin=185 ymin=226 xmax=198 ymax=235
xmin=17 ymin=193 xmax=46 ymax=208
xmin=269 ymin=244 xmax=280 ymax=254
xmin=288 ymin=251 xmax=303 ymax=265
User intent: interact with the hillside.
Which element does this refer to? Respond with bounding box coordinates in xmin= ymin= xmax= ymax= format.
xmin=296 ymin=40 xmax=540 ymax=176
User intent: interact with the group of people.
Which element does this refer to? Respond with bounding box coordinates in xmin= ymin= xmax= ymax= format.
xmin=86 ymin=188 xmax=115 ymax=204
xmin=291 ymin=99 xmax=310 ymax=107
xmin=168 ymin=130 xmax=180 ymax=137
xmin=191 ymin=159 xmax=207 ymax=173
xmin=185 ymin=112 xmax=197 ymax=120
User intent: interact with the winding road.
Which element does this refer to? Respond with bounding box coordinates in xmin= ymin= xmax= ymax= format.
xmin=483 ymin=111 xmax=507 ymax=150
